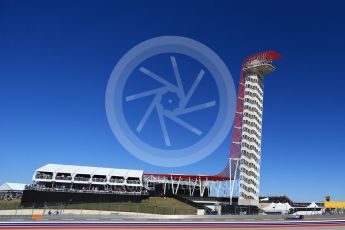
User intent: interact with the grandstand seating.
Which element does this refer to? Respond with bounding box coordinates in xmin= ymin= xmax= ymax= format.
xmin=33 ymin=164 xmax=143 ymax=186
xmin=22 ymin=164 xmax=147 ymax=204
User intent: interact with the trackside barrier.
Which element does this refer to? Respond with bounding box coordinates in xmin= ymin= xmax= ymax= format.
xmin=0 ymin=201 xmax=196 ymax=215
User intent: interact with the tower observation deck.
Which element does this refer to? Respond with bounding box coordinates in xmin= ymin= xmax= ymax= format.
xmin=217 ymin=51 xmax=281 ymax=206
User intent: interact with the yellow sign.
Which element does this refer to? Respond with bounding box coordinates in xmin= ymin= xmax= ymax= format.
xmin=324 ymin=201 xmax=345 ymax=209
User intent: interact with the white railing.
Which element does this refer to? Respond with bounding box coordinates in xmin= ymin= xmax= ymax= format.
xmin=25 ymin=186 xmax=148 ymax=196
xmin=35 ymin=175 xmax=53 ymax=180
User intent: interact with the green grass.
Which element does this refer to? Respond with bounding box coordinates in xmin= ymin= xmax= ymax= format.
xmin=0 ymin=199 xmax=21 ymax=210
xmin=143 ymin=196 xmax=193 ymax=208
xmin=0 ymin=197 xmax=196 ymax=215
xmin=62 ymin=197 xmax=196 ymax=215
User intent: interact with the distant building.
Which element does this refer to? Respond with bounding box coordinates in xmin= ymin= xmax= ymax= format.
xmin=0 ymin=182 xmax=26 ymax=200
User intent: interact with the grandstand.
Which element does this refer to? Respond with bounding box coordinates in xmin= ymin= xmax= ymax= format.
xmin=21 ymin=163 xmax=217 ymax=204
xmin=22 ymin=164 xmax=148 ymax=204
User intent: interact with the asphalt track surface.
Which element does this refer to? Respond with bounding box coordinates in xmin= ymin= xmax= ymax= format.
xmin=1 ymin=220 xmax=345 ymax=229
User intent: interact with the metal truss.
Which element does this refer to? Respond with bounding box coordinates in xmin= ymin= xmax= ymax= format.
xmin=143 ymin=175 xmax=214 ymax=197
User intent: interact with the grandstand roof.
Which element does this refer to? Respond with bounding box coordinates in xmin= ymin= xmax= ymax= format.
xmin=35 ymin=164 xmax=143 ymax=178
xmin=0 ymin=183 xmax=26 ymax=191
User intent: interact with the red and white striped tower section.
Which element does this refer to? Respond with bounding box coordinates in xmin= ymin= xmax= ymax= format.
xmin=218 ymin=51 xmax=281 ymax=206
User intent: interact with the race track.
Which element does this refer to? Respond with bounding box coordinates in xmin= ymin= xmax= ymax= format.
xmin=1 ymin=219 xmax=345 ymax=229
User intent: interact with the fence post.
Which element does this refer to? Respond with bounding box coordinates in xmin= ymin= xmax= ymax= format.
xmin=15 ymin=204 xmax=18 ymax=216
xmin=60 ymin=203 xmax=63 ymax=215
xmin=43 ymin=202 xmax=47 ymax=215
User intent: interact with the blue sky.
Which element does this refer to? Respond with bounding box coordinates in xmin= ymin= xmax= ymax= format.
xmin=1 ymin=0 xmax=345 ymax=202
